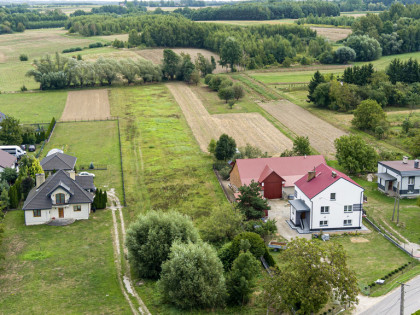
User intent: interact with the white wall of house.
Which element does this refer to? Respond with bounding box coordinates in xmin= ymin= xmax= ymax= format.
xmin=50 ymin=188 xmax=71 ymax=204
xmin=310 ymin=178 xmax=364 ymax=230
xmin=378 ymin=163 xmax=420 ymax=196
xmin=290 ymin=186 xmax=312 ymax=226
xmin=24 ymin=203 xmax=90 ymax=225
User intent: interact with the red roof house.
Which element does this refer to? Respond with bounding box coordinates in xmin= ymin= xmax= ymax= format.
xmin=229 ymin=155 xmax=326 ymax=199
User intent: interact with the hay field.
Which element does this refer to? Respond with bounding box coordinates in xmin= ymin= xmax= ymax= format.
xmin=136 ymin=48 xmax=224 ymax=73
xmin=311 ymin=26 xmax=352 ymax=41
xmin=61 ymin=89 xmax=111 ymax=121
xmin=167 ymin=82 xmax=293 ymax=154
xmin=260 ymin=99 xmax=347 ymax=158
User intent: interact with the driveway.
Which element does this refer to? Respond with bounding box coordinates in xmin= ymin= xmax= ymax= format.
xmin=268 ymin=199 xmax=311 ymax=241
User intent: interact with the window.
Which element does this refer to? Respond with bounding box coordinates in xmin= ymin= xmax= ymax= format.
xmin=33 ymin=210 xmax=41 ymax=217
xmin=344 ymin=205 xmax=353 ymax=212
xmin=330 ymin=193 xmax=336 ymax=200
xmin=73 ymin=205 xmax=81 ymax=212
xmin=320 ymin=220 xmax=328 ymax=227
xmin=408 ymin=177 xmax=415 ymax=185
xmin=55 ymin=193 xmax=65 ymax=204
xmin=344 ymin=219 xmax=352 ymax=226
xmin=294 ymin=190 xmax=297 ymax=198
xmin=321 ymin=206 xmax=330 ymax=214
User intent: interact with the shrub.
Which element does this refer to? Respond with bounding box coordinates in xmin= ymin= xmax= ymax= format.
xmin=231 ymin=232 xmax=266 ymax=261
xmin=20 ymin=85 xmax=27 ymax=92
xmin=88 ymin=42 xmax=104 ymax=49
xmin=19 ymin=54 xmax=28 ymax=61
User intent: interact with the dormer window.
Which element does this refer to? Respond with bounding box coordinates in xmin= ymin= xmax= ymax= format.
xmin=56 ymin=193 xmax=65 ymax=204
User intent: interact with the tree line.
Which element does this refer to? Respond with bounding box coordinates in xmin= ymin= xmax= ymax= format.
xmin=296 ymin=14 xmax=355 ymax=27
xmin=174 ymin=1 xmax=340 ymax=21
xmin=0 ymin=5 xmax=67 ymax=34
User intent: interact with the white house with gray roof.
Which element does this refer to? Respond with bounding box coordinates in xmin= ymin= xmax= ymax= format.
xmin=377 ymin=157 xmax=420 ymax=198
xmin=23 ymin=170 xmax=94 ymax=225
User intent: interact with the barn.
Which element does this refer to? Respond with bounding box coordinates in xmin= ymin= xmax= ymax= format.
xmin=229 ymin=155 xmax=326 ymax=199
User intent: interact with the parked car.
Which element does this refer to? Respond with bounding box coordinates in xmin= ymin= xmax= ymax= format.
xmin=28 ymin=145 xmax=36 ymax=152
xmin=79 ymin=171 xmax=95 ymax=177
xmin=20 ymin=144 xmax=26 ymax=150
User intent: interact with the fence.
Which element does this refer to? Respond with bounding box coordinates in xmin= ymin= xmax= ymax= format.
xmin=213 ymin=166 xmax=235 ymax=204
xmin=36 ymin=119 xmax=56 ymax=158
xmin=58 ymin=116 xmax=119 ymax=123
xmin=78 ymin=164 xmax=108 ymax=171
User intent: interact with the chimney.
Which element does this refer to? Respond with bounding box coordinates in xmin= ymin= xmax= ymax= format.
xmin=36 ymin=173 xmax=45 ymax=188
xmin=332 ymin=171 xmax=337 ymax=178
xmin=68 ymin=170 xmax=76 ymax=180
xmin=415 ymin=159 xmax=419 ymax=169
xmin=307 ymin=167 xmax=316 ymax=182
xmin=403 ymin=156 xmax=408 ymax=164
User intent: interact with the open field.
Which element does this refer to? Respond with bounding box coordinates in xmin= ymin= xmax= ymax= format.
xmin=311 ymin=26 xmax=352 ymax=41
xmin=135 ymin=48 xmax=224 ymax=73
xmin=260 ymin=99 xmax=347 ymax=158
xmin=0 ymin=91 xmax=67 ymax=123
xmin=0 ymin=210 xmax=129 ymax=314
xmin=250 ymin=68 xmax=345 ymax=84
xmin=167 ymin=82 xmax=293 ymax=154
xmin=42 ymin=121 xmax=122 ymax=195
xmin=60 ymin=89 xmax=111 ymax=121
xmin=354 ymin=51 xmax=420 ymax=70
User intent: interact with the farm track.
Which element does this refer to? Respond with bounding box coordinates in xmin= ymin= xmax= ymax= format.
xmin=61 ymin=89 xmax=111 ymax=121
xmin=166 ymin=82 xmax=293 ymax=154
xmin=260 ymin=99 xmax=347 ymax=158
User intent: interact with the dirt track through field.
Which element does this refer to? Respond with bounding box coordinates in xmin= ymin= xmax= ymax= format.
xmin=136 ymin=48 xmax=224 ymax=74
xmin=260 ymin=100 xmax=347 ymax=158
xmin=167 ymin=82 xmax=292 ymax=154
xmin=61 ymin=89 xmax=111 ymax=121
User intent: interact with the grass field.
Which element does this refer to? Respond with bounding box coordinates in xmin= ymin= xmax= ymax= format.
xmin=250 ymin=69 xmax=344 ymax=84
xmin=354 ymin=51 xmax=420 ymax=70
xmin=42 ymin=121 xmax=122 ymax=196
xmin=0 ymin=210 xmax=130 ymax=314
xmin=0 ymin=91 xmax=67 ymax=123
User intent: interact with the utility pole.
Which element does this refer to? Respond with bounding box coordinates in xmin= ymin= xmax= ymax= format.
xmin=392 ymin=182 xmax=400 ymax=222
xmin=398 ymin=282 xmax=409 ymax=315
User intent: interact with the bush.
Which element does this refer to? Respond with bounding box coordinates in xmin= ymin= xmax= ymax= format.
xmin=88 ymin=42 xmax=104 ymax=49
xmin=125 ymin=211 xmax=199 ymax=279
xmin=335 ymin=47 xmax=356 ymax=64
xmin=19 ymin=54 xmax=28 ymax=61
xmin=158 ymin=241 xmax=226 ymax=309
xmin=62 ymin=47 xmax=83 ymax=53
xmin=20 ymin=85 xmax=27 ymax=92
xmin=231 ymin=232 xmax=266 ymax=261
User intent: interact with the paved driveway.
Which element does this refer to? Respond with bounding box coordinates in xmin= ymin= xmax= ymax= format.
xmin=268 ymin=199 xmax=311 ymax=241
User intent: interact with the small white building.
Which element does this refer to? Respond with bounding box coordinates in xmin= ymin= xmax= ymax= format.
xmin=377 ymin=157 xmax=420 ymax=198
xmin=289 ymin=163 xmax=364 ymax=232
xmin=23 ymin=170 xmax=94 ymax=226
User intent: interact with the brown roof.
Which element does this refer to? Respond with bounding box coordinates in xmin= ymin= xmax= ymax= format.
xmin=0 ymin=150 xmax=17 ymax=168
xmin=379 ymin=160 xmax=420 ymax=173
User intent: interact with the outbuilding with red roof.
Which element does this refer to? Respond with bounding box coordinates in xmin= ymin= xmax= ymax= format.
xmin=289 ymin=163 xmax=364 ymax=232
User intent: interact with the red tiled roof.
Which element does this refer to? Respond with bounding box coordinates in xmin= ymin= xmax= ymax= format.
xmin=234 ymin=155 xmax=326 ymax=187
xmin=295 ymin=163 xmax=362 ymax=199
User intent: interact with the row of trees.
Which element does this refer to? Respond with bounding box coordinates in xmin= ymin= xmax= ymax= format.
xmin=0 ymin=116 xmax=53 ymax=146
xmin=174 ymin=1 xmax=340 ymax=21
xmin=296 ymin=14 xmax=356 ymax=27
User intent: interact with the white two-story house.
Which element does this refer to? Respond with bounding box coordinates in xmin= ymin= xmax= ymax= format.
xmin=289 ymin=163 xmax=364 ymax=232
xmin=377 ymin=157 xmax=420 ymax=198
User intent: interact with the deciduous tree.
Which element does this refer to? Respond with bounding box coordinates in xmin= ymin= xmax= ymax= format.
xmin=215 ymin=134 xmax=236 ymax=160
xmin=293 ymin=136 xmax=311 ymax=155
xmin=352 ymin=99 xmax=386 ymax=131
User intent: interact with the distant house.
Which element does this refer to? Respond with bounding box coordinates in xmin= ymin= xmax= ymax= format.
xmin=23 ymin=170 xmax=94 ymax=226
xmin=377 ymin=157 xmax=420 ymax=198
xmin=0 ymin=150 xmax=17 ymax=172
xmin=40 ymin=152 xmax=77 ymax=174
xmin=229 ymin=155 xmax=326 ymax=199
xmin=289 ymin=164 xmax=364 ymax=232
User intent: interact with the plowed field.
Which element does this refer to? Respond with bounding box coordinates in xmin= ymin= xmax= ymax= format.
xmin=260 ymin=100 xmax=347 ymax=158
xmin=167 ymin=82 xmax=292 ymax=154
xmin=61 ymin=89 xmax=111 ymax=121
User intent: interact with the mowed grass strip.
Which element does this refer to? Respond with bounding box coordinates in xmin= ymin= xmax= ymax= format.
xmin=0 ymin=210 xmax=130 ymax=315
xmin=42 ymin=120 xmax=122 ymax=197
xmin=0 ymin=91 xmax=67 ymax=123
xmin=109 ymin=85 xmax=230 ymax=224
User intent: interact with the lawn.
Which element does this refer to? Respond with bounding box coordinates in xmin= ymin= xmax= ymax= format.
xmin=42 ymin=121 xmax=123 ymax=198
xmin=0 ymin=91 xmax=67 ymax=123
xmin=109 ymin=84 xmax=230 ymax=224
xmin=0 ymin=210 xmax=130 ymax=314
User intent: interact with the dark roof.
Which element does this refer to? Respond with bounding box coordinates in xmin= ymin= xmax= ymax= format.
xmin=377 ymin=173 xmax=397 ymax=181
xmin=295 ymin=163 xmax=362 ymax=199
xmin=23 ymin=170 xmax=93 ymax=210
xmin=289 ymin=199 xmax=310 ymax=212
xmin=0 ymin=150 xmax=17 ymax=168
xmin=40 ymin=153 xmax=77 ymax=172
xmin=379 ymin=160 xmax=420 ymax=176
xmin=75 ymin=175 xmax=96 ymax=191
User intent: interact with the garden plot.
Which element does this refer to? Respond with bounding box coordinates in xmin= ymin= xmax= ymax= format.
xmin=260 ymin=99 xmax=347 ymax=158
xmin=61 ymin=89 xmax=111 ymax=121
xmin=167 ymin=82 xmax=293 ymax=154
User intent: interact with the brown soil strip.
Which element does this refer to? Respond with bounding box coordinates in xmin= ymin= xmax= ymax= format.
xmin=61 ymin=89 xmax=111 ymax=121
xmin=350 ymin=237 xmax=370 ymax=243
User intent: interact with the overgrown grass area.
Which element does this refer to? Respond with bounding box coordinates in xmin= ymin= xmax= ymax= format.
xmin=231 ymin=74 xmax=279 ymax=100
xmin=250 ymin=69 xmax=342 ymax=84
xmin=354 ymin=51 xmax=420 ymax=71
xmin=0 ymin=91 xmax=67 ymax=123
xmin=42 ymin=121 xmax=122 ymax=197
xmin=0 ymin=210 xmax=130 ymax=314
xmin=109 ymin=84 xmax=230 ymax=224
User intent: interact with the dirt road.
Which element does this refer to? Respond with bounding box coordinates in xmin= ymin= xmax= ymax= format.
xmin=260 ymin=100 xmax=347 ymax=159
xmin=167 ymin=82 xmax=293 ymax=155
xmin=61 ymin=89 xmax=111 ymax=121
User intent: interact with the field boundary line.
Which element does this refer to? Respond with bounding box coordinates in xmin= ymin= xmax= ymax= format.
xmin=117 ymin=117 xmax=127 ymax=207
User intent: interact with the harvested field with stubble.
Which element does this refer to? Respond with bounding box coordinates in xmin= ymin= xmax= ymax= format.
xmin=61 ymin=89 xmax=111 ymax=121
xmin=167 ymin=82 xmax=293 ymax=154
xmin=311 ymin=27 xmax=352 ymax=42
xmin=260 ymin=99 xmax=347 ymax=158
xmin=136 ymin=48 xmax=224 ymax=73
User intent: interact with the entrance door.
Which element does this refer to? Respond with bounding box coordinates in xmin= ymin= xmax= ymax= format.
xmin=388 ymin=181 xmax=393 ymax=191
xmin=58 ymin=208 xmax=64 ymax=218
